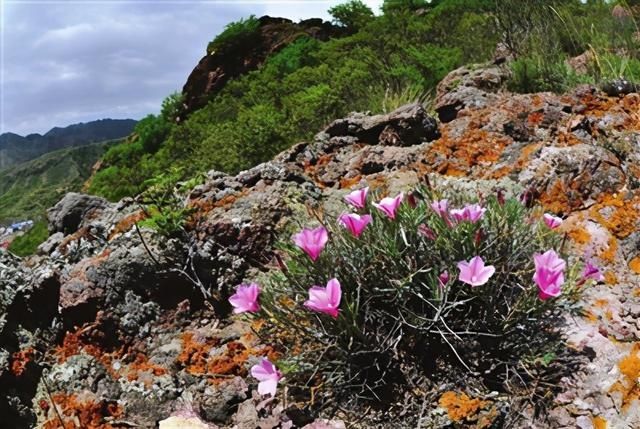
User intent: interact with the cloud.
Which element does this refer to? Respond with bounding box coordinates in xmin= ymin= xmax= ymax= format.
xmin=3 ymin=0 xmax=380 ymax=135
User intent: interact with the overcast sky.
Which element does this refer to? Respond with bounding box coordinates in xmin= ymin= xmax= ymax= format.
xmin=1 ymin=0 xmax=383 ymax=136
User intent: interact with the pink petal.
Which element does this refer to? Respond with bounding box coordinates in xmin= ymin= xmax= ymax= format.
xmin=469 ymin=256 xmax=484 ymax=273
xmin=457 ymin=261 xmax=472 ymax=284
xmin=251 ymin=359 xmax=274 ymax=381
xmin=326 ymin=278 xmax=341 ymax=307
xmin=476 ymin=265 xmax=495 ymax=285
xmin=257 ymin=378 xmax=278 ymax=397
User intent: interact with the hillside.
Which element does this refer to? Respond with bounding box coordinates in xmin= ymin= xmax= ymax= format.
xmin=2 ymin=62 xmax=640 ymax=427
xmin=2 ymin=1 xmax=640 ymax=428
xmin=87 ymin=1 xmax=640 ymax=203
xmin=0 ymin=118 xmax=136 ymax=169
xmin=0 ymin=141 xmax=112 ymax=223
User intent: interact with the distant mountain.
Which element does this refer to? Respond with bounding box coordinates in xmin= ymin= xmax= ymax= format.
xmin=0 ymin=140 xmax=113 ymax=224
xmin=0 ymin=118 xmax=137 ymax=169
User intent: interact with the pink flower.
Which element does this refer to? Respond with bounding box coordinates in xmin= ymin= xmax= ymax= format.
xmin=344 ymin=187 xmax=369 ymax=209
xmin=581 ymin=261 xmax=604 ymax=282
xmin=450 ymin=204 xmax=486 ymax=223
xmin=543 ymin=213 xmax=563 ymax=229
xmin=438 ymin=270 xmax=449 ymax=289
xmin=228 ymin=283 xmax=260 ymax=314
xmin=293 ymin=226 xmax=328 ymax=261
xmin=304 ymin=278 xmax=341 ymax=318
xmin=373 ymin=193 xmax=404 ymax=219
xmin=430 ymin=199 xmax=449 ymax=218
xmin=457 ymin=256 xmax=495 ymax=287
xmin=250 ymin=358 xmax=282 ymax=397
xmin=339 ymin=213 xmax=372 ymax=238
xmin=533 ymin=250 xmax=566 ymax=300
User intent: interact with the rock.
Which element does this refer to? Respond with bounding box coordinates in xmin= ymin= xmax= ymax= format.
xmin=323 ymin=103 xmax=439 ymax=146
xmin=160 ymin=412 xmax=218 ymax=429
xmin=518 ymin=144 xmax=625 ymax=214
xmin=601 ymin=79 xmax=639 ymax=97
xmin=47 ymin=192 xmax=110 ymax=235
xmin=37 ymin=231 xmax=64 ymax=255
xmin=435 ymin=64 xmax=511 ymax=122
xmin=567 ymin=51 xmax=595 ymax=75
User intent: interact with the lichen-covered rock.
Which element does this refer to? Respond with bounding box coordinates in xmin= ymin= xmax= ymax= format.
xmin=5 ymin=61 xmax=640 ymax=428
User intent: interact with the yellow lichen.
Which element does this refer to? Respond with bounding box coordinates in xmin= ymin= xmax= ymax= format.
xmin=610 ymin=344 xmax=640 ymax=410
xmin=592 ymin=415 xmax=607 ymax=429
xmin=439 ymin=391 xmax=487 ymax=422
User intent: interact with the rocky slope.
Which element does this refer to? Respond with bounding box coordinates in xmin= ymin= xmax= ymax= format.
xmin=180 ymin=16 xmax=344 ymax=118
xmin=1 ymin=62 xmax=640 ymax=428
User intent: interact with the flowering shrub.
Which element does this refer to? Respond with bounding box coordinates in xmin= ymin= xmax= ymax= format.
xmin=234 ymin=185 xmax=598 ymax=403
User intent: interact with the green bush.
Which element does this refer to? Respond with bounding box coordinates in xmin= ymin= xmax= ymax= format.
xmin=329 ymin=0 xmax=374 ymax=30
xmin=8 ymin=221 xmax=49 ymax=257
xmin=206 ymin=15 xmax=261 ymax=55
xmin=138 ymin=168 xmax=200 ymax=237
xmin=241 ymin=186 xmax=592 ymax=404
xmin=508 ymin=54 xmax=594 ymax=93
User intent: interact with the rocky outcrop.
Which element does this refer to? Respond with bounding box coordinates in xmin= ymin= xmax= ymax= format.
xmin=47 ymin=192 xmax=110 ymax=235
xmin=181 ymin=16 xmax=344 ymax=118
xmin=4 ymin=63 xmax=640 ymax=428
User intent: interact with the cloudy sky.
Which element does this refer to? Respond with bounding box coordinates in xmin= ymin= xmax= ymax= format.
xmin=1 ymin=0 xmax=383 ymax=136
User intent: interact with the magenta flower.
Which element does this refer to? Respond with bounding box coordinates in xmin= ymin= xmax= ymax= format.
xmin=533 ymin=250 xmax=566 ymax=300
xmin=373 ymin=193 xmax=404 ymax=219
xmin=293 ymin=226 xmax=328 ymax=261
xmin=430 ymin=199 xmax=449 ymax=218
xmin=304 ymin=278 xmax=341 ymax=318
xmin=339 ymin=213 xmax=372 ymax=238
xmin=228 ymin=283 xmax=260 ymax=314
xmin=581 ymin=261 xmax=604 ymax=282
xmin=543 ymin=213 xmax=563 ymax=229
xmin=438 ymin=270 xmax=449 ymax=289
xmin=344 ymin=187 xmax=369 ymax=209
xmin=457 ymin=256 xmax=495 ymax=287
xmin=250 ymin=358 xmax=282 ymax=397
xmin=450 ymin=203 xmax=486 ymax=223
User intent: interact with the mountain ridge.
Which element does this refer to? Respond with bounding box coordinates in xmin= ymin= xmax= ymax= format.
xmin=0 ymin=118 xmax=137 ymax=169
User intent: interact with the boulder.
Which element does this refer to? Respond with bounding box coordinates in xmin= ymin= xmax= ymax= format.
xmin=47 ymin=192 xmax=110 ymax=235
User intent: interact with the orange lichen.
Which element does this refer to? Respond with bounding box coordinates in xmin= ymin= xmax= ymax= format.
xmin=54 ymin=325 xmax=125 ymax=378
xmin=599 ymin=237 xmax=618 ymax=264
xmin=176 ymin=332 xmax=220 ymax=375
xmin=527 ymin=111 xmax=544 ymax=125
xmin=176 ymin=332 xmax=279 ymax=384
xmin=188 ymin=189 xmax=249 ymax=224
xmin=423 ymin=128 xmax=512 ymax=178
xmin=439 ymin=391 xmax=487 ymax=422
xmin=609 ymin=344 xmax=640 ymax=410
xmin=125 ymin=352 xmax=166 ymax=382
xmin=629 ymin=257 xmax=640 ymax=275
xmin=538 ymin=179 xmax=574 ymax=214
xmin=43 ymin=393 xmax=122 ymax=429
xmin=583 ymin=310 xmax=598 ymax=322
xmin=556 ymin=131 xmax=582 ymax=146
xmin=10 ymin=347 xmax=35 ymax=376
xmin=339 ymin=175 xmax=363 ymax=189
xmin=568 ymin=227 xmax=591 ymax=246
xmin=592 ymin=416 xmax=607 ymax=429
xmin=593 ymin=299 xmax=609 ymax=308
xmin=590 ymin=194 xmax=640 ymax=239
xmin=107 ymin=210 xmax=148 ymax=240
xmin=604 ymin=271 xmax=618 ymax=285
